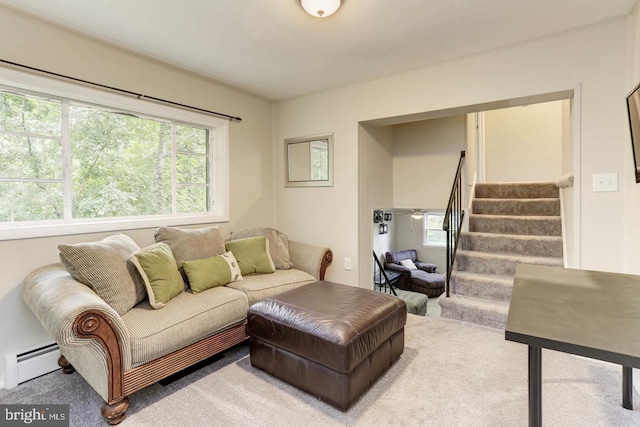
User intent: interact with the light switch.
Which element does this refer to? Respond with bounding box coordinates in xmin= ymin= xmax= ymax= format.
xmin=592 ymin=173 xmax=618 ymax=192
xmin=344 ymin=257 xmax=352 ymax=271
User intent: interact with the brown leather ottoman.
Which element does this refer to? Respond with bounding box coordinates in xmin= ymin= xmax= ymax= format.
xmin=247 ymin=281 xmax=406 ymax=410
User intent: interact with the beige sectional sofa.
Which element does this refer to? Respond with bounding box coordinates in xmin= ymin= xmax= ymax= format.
xmin=21 ymin=226 xmax=332 ymax=425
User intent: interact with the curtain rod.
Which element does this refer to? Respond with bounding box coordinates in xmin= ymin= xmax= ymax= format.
xmin=0 ymin=59 xmax=242 ymax=122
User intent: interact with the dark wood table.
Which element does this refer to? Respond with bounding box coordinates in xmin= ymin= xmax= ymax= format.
xmin=505 ymin=264 xmax=640 ymax=427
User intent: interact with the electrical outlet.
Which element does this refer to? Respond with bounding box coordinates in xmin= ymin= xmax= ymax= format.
xmin=344 ymin=257 xmax=352 ymax=271
xmin=592 ymin=173 xmax=618 ymax=192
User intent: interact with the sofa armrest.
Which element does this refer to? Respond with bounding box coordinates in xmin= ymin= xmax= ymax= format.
xmin=21 ymin=264 xmax=132 ymax=371
xmin=415 ymin=262 xmax=437 ymax=273
xmin=288 ymin=241 xmax=332 ymax=280
xmin=384 ymin=262 xmax=410 ymax=273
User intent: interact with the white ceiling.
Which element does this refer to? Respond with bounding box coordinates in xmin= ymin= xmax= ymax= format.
xmin=0 ymin=0 xmax=637 ymax=100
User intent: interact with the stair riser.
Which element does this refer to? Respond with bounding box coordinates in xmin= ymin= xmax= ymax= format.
xmin=455 ymin=254 xmax=563 ymax=276
xmin=439 ymin=303 xmax=507 ymax=329
xmin=451 ymin=274 xmax=512 ymax=302
xmin=475 ymin=183 xmax=559 ymax=199
xmin=469 ymin=216 xmax=561 ymax=236
xmin=473 ymin=199 xmax=560 ymax=216
xmin=459 ymin=234 xmax=563 ymax=258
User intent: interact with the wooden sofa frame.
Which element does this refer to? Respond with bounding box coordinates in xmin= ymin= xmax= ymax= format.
xmin=60 ymin=249 xmax=333 ymax=425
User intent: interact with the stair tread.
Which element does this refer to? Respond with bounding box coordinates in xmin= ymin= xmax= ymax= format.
xmin=439 ymin=294 xmax=510 ymax=311
xmin=472 ymin=198 xmax=560 ymax=216
xmin=452 ymin=270 xmax=514 ymax=284
xmin=469 ymin=214 xmax=562 ymax=236
xmin=473 ymin=197 xmax=559 ymax=201
xmin=459 ymin=231 xmax=563 ymax=258
xmin=455 ymin=249 xmax=563 ymax=264
xmin=469 ymin=213 xmax=561 ymax=220
xmin=450 ymin=271 xmax=514 ymax=302
xmin=475 ymin=182 xmax=559 ymax=199
xmin=461 ymin=231 xmax=562 ymax=241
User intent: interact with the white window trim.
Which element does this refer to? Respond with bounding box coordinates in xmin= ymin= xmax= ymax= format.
xmin=0 ymin=66 xmax=229 ymax=241
xmin=423 ymin=210 xmax=446 ymax=248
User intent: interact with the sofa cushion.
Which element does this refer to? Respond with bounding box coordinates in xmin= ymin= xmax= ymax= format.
xmin=225 ymin=236 xmax=275 ymax=276
xmin=182 ymin=251 xmax=243 ymax=294
xmin=58 ymin=234 xmax=146 ymax=315
xmin=231 ymin=227 xmax=293 ymax=270
xmin=225 ymin=268 xmax=315 ymax=305
xmin=130 ymin=243 xmax=185 ymax=309
xmin=121 ymin=286 xmax=249 ymax=367
xmin=154 ymin=226 xmax=226 ymax=282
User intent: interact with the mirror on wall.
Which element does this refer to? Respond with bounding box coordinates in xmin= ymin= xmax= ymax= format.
xmin=285 ymin=133 xmax=333 ymax=187
xmin=627 ymin=82 xmax=640 ymax=183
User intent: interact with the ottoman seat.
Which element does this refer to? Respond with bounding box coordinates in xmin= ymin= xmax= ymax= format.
xmin=392 ymin=288 xmax=428 ymax=316
xmin=248 ymin=281 xmax=406 ymax=410
xmin=410 ymin=269 xmax=445 ymax=298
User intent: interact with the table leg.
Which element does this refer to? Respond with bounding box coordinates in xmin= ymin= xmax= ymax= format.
xmin=529 ymin=346 xmax=542 ymax=427
xmin=623 ymin=366 xmax=633 ymax=410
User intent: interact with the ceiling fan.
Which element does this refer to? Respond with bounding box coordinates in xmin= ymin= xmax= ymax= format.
xmin=390 ymin=208 xmax=427 ymax=218
xmin=388 ymin=208 xmax=428 ymax=230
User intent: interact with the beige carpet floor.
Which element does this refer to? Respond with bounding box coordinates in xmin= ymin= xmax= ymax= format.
xmin=2 ymin=314 xmax=640 ymax=426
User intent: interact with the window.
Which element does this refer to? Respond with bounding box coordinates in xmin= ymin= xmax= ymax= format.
xmin=310 ymin=140 xmax=329 ymax=181
xmin=423 ymin=211 xmax=446 ymax=247
xmin=0 ymin=69 xmax=228 ymax=240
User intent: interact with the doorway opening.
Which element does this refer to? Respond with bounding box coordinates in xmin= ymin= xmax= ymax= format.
xmin=358 ymin=90 xmax=579 ymax=290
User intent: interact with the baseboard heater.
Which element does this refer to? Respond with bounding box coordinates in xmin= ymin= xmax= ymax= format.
xmin=4 ymin=342 xmax=60 ymax=389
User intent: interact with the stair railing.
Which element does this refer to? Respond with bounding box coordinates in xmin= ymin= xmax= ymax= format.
xmin=443 ymin=150 xmax=466 ymax=297
xmin=372 ymin=251 xmax=397 ymax=296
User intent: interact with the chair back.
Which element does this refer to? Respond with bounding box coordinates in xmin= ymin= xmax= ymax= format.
xmin=385 ymin=249 xmax=418 ymax=265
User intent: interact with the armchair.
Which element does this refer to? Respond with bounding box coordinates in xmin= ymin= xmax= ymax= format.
xmin=384 ymin=249 xmax=445 ymax=298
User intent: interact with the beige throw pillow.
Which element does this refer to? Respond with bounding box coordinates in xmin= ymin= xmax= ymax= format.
xmin=58 ymin=234 xmax=146 ymax=315
xmin=400 ymin=259 xmax=418 ymax=270
xmin=230 ymin=227 xmax=293 ymax=270
xmin=154 ymin=226 xmax=226 ymax=282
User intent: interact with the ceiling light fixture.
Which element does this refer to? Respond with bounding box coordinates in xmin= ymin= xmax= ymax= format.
xmin=410 ymin=210 xmax=424 ymax=231
xmin=300 ymin=0 xmax=341 ymax=18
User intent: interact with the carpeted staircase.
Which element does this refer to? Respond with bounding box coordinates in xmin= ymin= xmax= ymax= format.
xmin=438 ymin=181 xmax=564 ymax=329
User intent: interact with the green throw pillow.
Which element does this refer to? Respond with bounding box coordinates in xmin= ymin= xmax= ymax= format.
xmin=225 ymin=236 xmax=275 ymax=276
xmin=230 ymin=227 xmax=293 ymax=270
xmin=130 ymin=243 xmax=185 ymax=309
xmin=182 ymin=252 xmax=243 ymax=294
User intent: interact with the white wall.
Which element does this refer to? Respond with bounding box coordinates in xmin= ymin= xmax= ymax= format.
xmin=559 ymin=99 xmax=576 ymax=266
xmin=484 ymin=101 xmax=564 ymax=183
xmin=359 ymin=124 xmax=395 ymax=286
xmin=620 ymin=2 xmax=640 ymax=396
xmin=275 ymin=19 xmax=630 ymax=288
xmin=0 ymin=8 xmax=274 ymax=385
xmin=625 ymin=5 xmax=640 ymax=275
xmin=392 ymin=116 xmax=467 ymax=207
xmin=389 ymin=116 xmax=465 ymax=272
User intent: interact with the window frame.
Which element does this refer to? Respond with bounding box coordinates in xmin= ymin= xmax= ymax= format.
xmin=422 ymin=210 xmax=446 ymax=248
xmin=0 ymin=66 xmax=229 ymax=241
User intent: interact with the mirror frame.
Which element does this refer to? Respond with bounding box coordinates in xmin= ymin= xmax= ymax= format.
xmin=285 ymin=133 xmax=334 ymax=187
xmin=627 ymin=82 xmax=640 ymax=183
